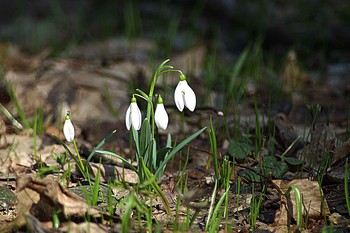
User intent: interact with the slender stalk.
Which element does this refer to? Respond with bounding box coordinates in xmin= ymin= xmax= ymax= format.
xmin=147 ymin=59 xmax=170 ymax=120
xmin=72 ymin=139 xmax=85 ymax=174
xmin=345 ymin=159 xmax=350 ymax=215
xmin=33 ymin=109 xmax=38 ymax=161
xmin=206 ymin=179 xmax=218 ymax=230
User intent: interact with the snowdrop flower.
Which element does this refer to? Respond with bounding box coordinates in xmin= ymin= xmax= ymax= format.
xmin=125 ymin=96 xmax=142 ymax=130
xmin=174 ymin=73 xmax=196 ymax=112
xmin=154 ymin=95 xmax=169 ymax=130
xmin=63 ymin=111 xmax=75 ymax=142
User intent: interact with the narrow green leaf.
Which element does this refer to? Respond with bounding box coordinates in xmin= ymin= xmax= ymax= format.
xmin=131 ymin=126 xmax=140 ymax=157
xmin=95 ymin=150 xmax=137 ymax=172
xmin=136 ymin=89 xmax=149 ymax=100
xmin=209 ymin=116 xmax=219 ymax=180
xmin=87 ymin=130 xmax=117 ymax=163
xmin=156 ymin=146 xmax=172 ymax=163
xmin=92 ymin=163 xmax=101 ymax=206
xmin=151 ymin=138 xmax=157 ymax=171
xmin=78 ymin=183 xmax=91 ymax=205
xmin=140 ymin=118 xmax=151 ymax=163
xmin=52 ymin=135 xmax=87 ymax=179
xmin=141 ymin=158 xmax=170 ymax=214
xmin=166 ymin=133 xmax=172 ymax=147
xmin=155 ymin=127 xmax=206 ymax=178
xmin=211 ymin=188 xmax=229 ymax=226
xmin=0 ymin=103 xmax=23 ymax=130
xmin=228 ymin=46 xmax=250 ymax=92
xmin=7 ymin=83 xmax=31 ymax=128
xmin=286 ymin=185 xmax=303 ymax=227
xmin=155 ymin=146 xmax=172 ymax=179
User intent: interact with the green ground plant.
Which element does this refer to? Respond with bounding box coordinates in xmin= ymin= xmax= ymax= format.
xmin=53 ymin=59 xmax=206 ymax=218
xmin=285 ymin=185 xmax=303 ymax=229
xmin=248 ymin=185 xmax=265 ymax=230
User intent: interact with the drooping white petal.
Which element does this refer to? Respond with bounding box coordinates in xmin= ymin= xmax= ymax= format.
xmin=155 ymin=103 xmax=169 ymax=130
xmin=63 ymin=118 xmax=75 ymax=142
xmin=174 ymin=81 xmax=185 ymax=112
xmin=174 ymin=80 xmax=196 ymax=112
xmin=183 ymin=82 xmax=196 ymax=111
xmin=125 ymin=105 xmax=132 ymax=130
xmin=130 ymin=102 xmax=142 ymax=130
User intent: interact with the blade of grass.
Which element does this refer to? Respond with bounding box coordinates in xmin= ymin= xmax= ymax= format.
xmin=52 ymin=135 xmax=87 ymax=179
xmin=228 ymin=46 xmax=250 ymax=93
xmin=91 ymin=161 xmax=101 ymax=206
xmin=87 ymin=130 xmax=117 ymax=163
xmin=141 ymin=158 xmax=170 ymax=214
xmin=286 ymin=185 xmax=303 ymax=228
xmin=95 ymin=150 xmax=137 ymax=172
xmin=208 ymin=116 xmax=219 ymax=181
xmin=0 ymin=102 xmax=23 ymax=130
xmin=155 ymin=127 xmax=206 ymax=178
xmin=206 ymin=179 xmax=218 ymax=231
xmin=7 ymin=83 xmax=30 ymax=128
xmin=345 ymin=159 xmax=350 ymax=215
xmin=209 ymin=188 xmax=229 ymax=232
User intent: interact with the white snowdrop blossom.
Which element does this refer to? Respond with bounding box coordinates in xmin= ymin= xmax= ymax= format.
xmin=154 ymin=95 xmax=168 ymax=130
xmin=125 ymin=96 xmax=142 ymax=130
xmin=63 ymin=111 xmax=75 ymax=142
xmin=174 ymin=74 xmax=196 ymax=112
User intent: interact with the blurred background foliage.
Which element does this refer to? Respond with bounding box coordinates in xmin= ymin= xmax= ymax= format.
xmin=0 ymin=0 xmax=349 ymax=68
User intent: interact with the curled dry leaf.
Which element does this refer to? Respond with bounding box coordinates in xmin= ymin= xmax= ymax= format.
xmin=1 ymin=175 xmax=100 ymax=232
xmin=89 ymin=162 xmax=138 ymax=184
xmin=16 ymin=175 xmax=100 ymax=218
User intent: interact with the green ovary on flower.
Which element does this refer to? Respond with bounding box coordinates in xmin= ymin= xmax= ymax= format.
xmin=125 ymin=98 xmax=142 ymax=130
xmin=155 ymin=95 xmax=168 ymax=130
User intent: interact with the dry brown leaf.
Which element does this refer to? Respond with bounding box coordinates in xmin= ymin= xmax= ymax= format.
xmin=89 ymin=162 xmax=138 ymax=184
xmin=272 ymin=179 xmax=330 ymax=229
xmin=0 ymin=133 xmax=38 ymax=175
xmin=16 ymin=175 xmax=100 ymax=218
xmin=332 ymin=137 xmax=350 ymax=166
xmin=0 ymin=175 xmax=101 ymax=232
xmin=26 ymin=213 xmax=58 ymax=233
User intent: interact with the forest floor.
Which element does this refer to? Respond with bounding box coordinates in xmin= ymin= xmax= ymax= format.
xmin=0 ymin=36 xmax=349 ymax=232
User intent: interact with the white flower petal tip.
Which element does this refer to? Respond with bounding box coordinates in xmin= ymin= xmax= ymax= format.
xmin=155 ymin=103 xmax=169 ymax=130
xmin=125 ymin=100 xmax=142 ymax=131
xmin=174 ymin=79 xmax=196 ymax=112
xmin=63 ymin=113 xmax=75 ymax=142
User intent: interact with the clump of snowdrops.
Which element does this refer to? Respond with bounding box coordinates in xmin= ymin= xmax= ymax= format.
xmin=62 ymin=59 xmax=206 ymax=184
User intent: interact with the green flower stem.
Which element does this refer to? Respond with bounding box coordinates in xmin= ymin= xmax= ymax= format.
xmin=146 ymin=59 xmax=181 ymax=121
xmin=135 ymin=91 xmax=156 ymax=137
xmin=147 ymin=60 xmax=168 ymax=120
xmin=72 ymin=139 xmax=85 ymax=175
